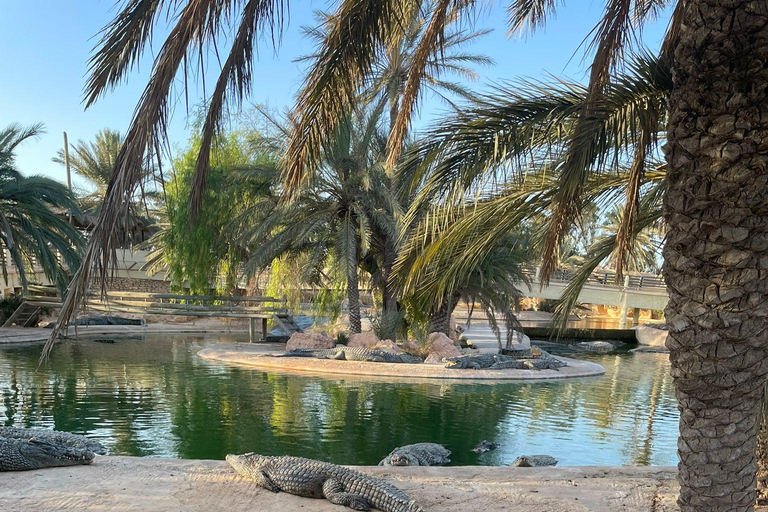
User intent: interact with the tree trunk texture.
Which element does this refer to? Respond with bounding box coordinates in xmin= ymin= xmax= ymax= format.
xmin=346 ymin=234 xmax=362 ymax=335
xmin=382 ymin=237 xmax=399 ymax=316
xmin=757 ymin=388 xmax=768 ymax=506
xmin=429 ymin=298 xmax=451 ymax=336
xmin=664 ymin=2 xmax=768 ymax=511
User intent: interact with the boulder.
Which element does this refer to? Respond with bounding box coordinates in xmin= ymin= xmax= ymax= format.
xmin=327 ymin=314 xmax=374 ymax=337
xmin=634 ymin=325 xmax=668 ymax=347
xmin=286 ymin=332 xmax=335 ymax=351
xmin=508 ymin=330 xmax=532 ymax=351
xmin=347 ymin=331 xmax=380 ymax=349
xmin=374 ymin=339 xmax=403 ymax=354
xmin=423 ymin=332 xmax=462 ymax=364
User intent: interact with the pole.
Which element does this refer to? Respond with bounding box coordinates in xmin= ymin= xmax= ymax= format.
xmin=63 ymin=132 xmax=72 ymax=224
xmin=62 ymin=132 xmax=72 ymax=192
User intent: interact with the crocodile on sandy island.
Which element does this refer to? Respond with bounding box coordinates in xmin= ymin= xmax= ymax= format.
xmin=0 ymin=427 xmax=106 ymax=471
xmin=227 ymin=453 xmax=423 ymax=512
xmin=442 ymin=348 xmax=568 ymax=371
xmin=276 ymin=346 xmax=422 ymax=364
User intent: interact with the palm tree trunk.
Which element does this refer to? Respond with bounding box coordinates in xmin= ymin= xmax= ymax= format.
xmin=346 ymin=235 xmax=362 ymax=335
xmin=758 ymin=386 xmax=768 ymax=506
xmin=382 ymin=237 xmax=398 ymax=316
xmin=664 ymin=2 xmax=768 ymax=510
xmin=429 ymin=298 xmax=451 ymax=336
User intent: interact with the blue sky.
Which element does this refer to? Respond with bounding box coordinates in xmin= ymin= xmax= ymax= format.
xmin=0 ymin=1 xmax=672 ymax=189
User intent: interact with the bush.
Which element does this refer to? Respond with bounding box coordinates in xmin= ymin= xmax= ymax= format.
xmin=0 ymin=295 xmax=22 ymax=325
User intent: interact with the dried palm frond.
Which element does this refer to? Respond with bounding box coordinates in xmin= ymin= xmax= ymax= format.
xmin=189 ymin=0 xmax=287 ymax=224
xmin=40 ymin=0 xmax=275 ymax=364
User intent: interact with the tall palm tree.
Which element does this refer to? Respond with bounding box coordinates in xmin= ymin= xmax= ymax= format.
xmin=0 ymin=124 xmax=83 ymax=292
xmin=236 ymin=113 xmax=394 ymax=334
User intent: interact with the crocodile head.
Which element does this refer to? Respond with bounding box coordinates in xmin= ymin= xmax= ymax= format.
xmin=386 ymin=452 xmax=420 ymax=466
xmin=226 ymin=452 xmax=269 ymax=477
xmin=442 ymin=357 xmax=462 ymax=368
xmin=17 ymin=438 xmax=95 ymax=469
xmin=511 ymin=456 xmax=533 ymax=467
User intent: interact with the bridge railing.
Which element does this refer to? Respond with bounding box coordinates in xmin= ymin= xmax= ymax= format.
xmin=520 ymin=266 xmax=666 ymax=291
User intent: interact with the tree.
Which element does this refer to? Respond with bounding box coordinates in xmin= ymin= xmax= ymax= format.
xmin=143 ymin=129 xmax=276 ymax=294
xmin=0 ymin=124 xmax=83 ymax=292
xmin=52 ymin=129 xmax=123 ymax=209
xmin=53 ymin=128 xmax=157 ymax=244
xmin=240 ymin=113 xmax=394 ymax=334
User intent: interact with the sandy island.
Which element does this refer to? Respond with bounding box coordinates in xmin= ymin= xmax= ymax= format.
xmin=0 ymin=456 xmax=685 ymax=511
xmin=197 ymin=342 xmax=606 ymax=381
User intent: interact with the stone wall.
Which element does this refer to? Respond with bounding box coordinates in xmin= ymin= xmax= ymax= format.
xmin=90 ymin=277 xmax=170 ymax=294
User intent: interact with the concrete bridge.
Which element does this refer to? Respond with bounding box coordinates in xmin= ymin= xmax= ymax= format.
xmin=517 ymin=266 xmax=668 ymax=327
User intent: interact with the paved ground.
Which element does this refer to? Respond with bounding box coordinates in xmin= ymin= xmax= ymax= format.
xmin=198 ymin=343 xmax=606 ymax=381
xmin=0 ymin=456 xmax=685 ymax=511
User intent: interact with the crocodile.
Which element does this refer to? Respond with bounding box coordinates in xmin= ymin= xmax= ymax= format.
xmin=277 ymin=347 xmax=422 ymax=364
xmin=379 ymin=443 xmax=450 ymax=466
xmin=511 ymin=455 xmax=558 ymax=467
xmin=0 ymin=427 xmax=107 ymax=455
xmin=227 ymin=453 xmax=423 ymax=512
xmin=472 ymin=440 xmax=500 ymax=453
xmin=0 ymin=428 xmax=103 ymax=471
xmin=443 ymin=349 xmax=567 ymax=371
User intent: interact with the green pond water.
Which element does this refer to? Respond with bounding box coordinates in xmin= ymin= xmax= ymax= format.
xmin=0 ymin=334 xmax=678 ymax=466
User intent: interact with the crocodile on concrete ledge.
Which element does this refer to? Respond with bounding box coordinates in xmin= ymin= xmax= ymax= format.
xmin=227 ymin=453 xmax=423 ymax=512
xmin=276 ymin=347 xmax=422 ymax=364
xmin=379 ymin=443 xmax=451 ymax=467
xmin=1 ymin=427 xmax=105 ymax=471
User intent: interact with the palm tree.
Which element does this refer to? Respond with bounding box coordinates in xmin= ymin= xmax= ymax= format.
xmin=52 ymin=129 xmax=122 ymax=209
xmin=298 ymin=9 xmax=492 ymax=132
xmin=236 ymin=113 xmax=394 ymax=334
xmin=0 ymin=124 xmax=83 ymax=292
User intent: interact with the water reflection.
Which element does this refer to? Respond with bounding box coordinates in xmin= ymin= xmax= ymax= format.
xmin=0 ymin=335 xmax=677 ymax=466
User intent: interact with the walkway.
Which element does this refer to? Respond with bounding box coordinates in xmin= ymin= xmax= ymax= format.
xmin=0 ymin=456 xmax=686 ymax=511
xmin=518 ymin=265 xmax=668 ymax=314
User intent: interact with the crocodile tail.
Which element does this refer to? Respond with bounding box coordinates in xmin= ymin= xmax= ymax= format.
xmin=406 ymin=501 xmax=424 ymax=512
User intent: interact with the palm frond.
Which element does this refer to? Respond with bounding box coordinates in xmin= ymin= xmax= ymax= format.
xmin=41 ymin=0 xmax=236 ymax=364
xmin=284 ymin=0 xmax=419 ymax=194
xmin=506 ymin=0 xmax=564 ymax=36
xmin=386 ymin=0 xmax=452 ymax=167
xmin=189 ymin=0 xmax=287 ymax=224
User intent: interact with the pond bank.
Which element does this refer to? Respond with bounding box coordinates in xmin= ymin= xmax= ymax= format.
xmin=0 ymin=456 xmax=682 ymax=511
xmin=198 ymin=343 xmax=606 ymax=381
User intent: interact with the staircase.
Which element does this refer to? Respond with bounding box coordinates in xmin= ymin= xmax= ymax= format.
xmin=272 ymin=314 xmax=303 ymax=336
xmin=3 ymin=302 xmax=42 ymax=327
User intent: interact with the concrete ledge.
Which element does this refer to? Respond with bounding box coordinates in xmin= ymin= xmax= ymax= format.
xmin=0 ymin=326 xmax=249 ymax=345
xmin=197 ymin=343 xmax=606 ymax=381
xmin=0 ymin=456 xmax=682 ymax=511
